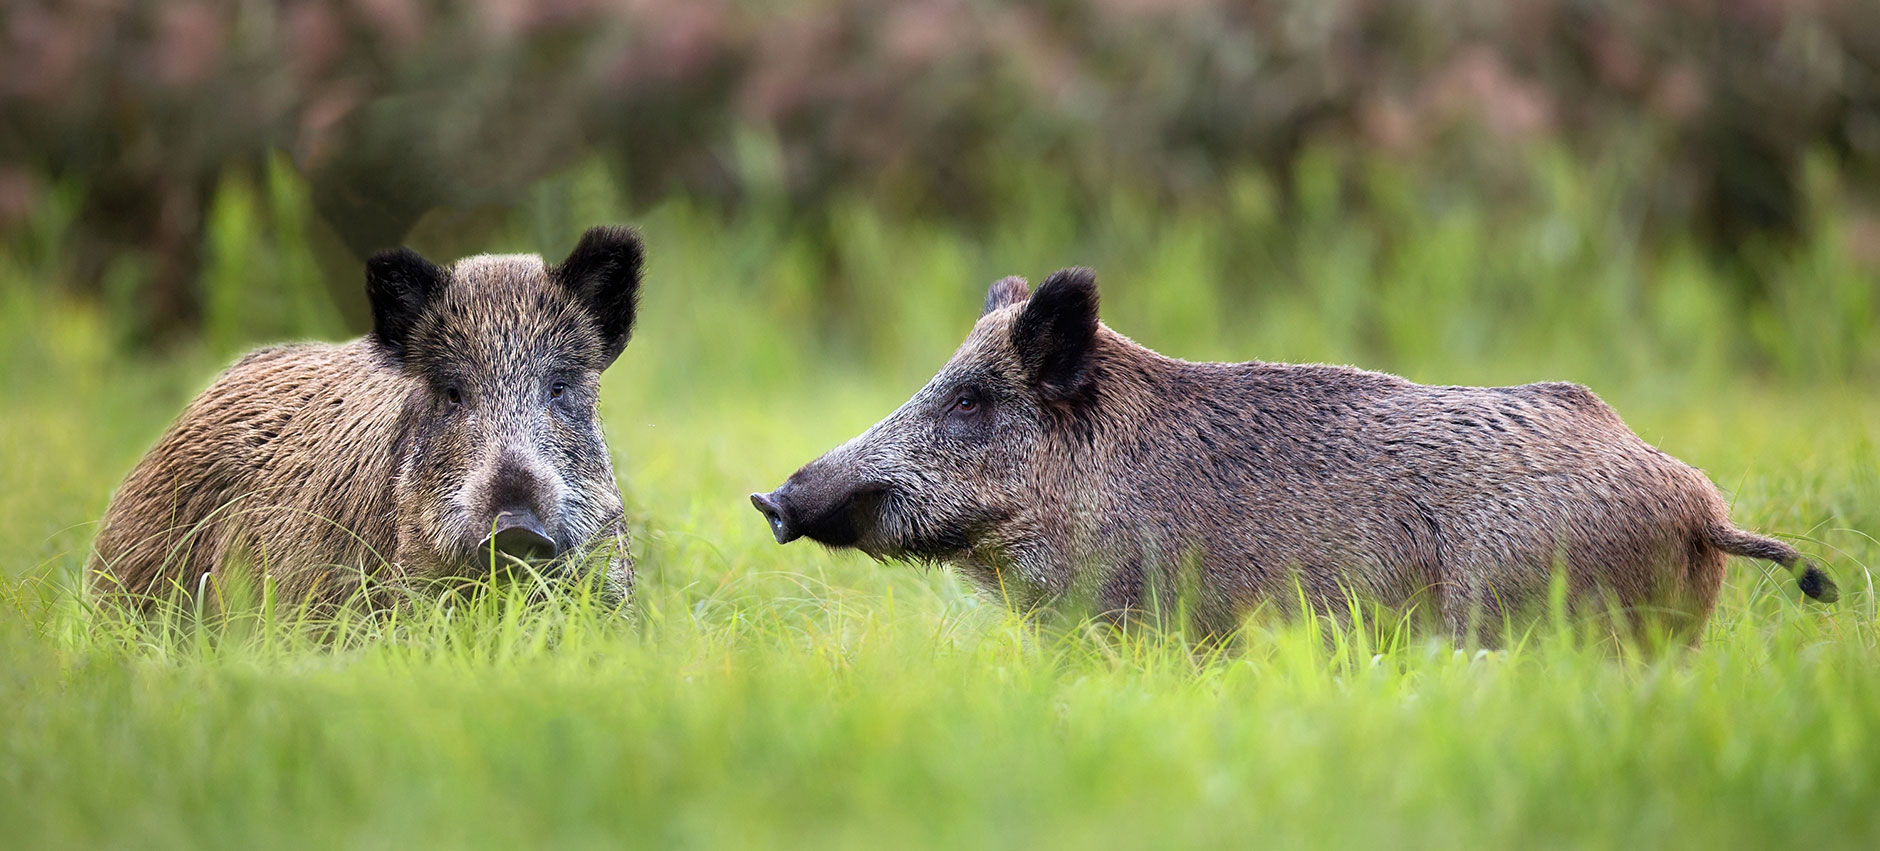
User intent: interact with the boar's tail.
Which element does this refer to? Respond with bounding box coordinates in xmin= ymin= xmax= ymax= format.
xmin=1706 ymin=524 xmax=1839 ymax=603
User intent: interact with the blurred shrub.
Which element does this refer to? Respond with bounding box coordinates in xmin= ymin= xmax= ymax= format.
xmin=2 ymin=0 xmax=1877 ymax=342
xmin=12 ymin=148 xmax=1873 ymax=394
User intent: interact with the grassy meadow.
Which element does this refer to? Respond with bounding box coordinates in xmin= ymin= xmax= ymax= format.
xmin=3 ymin=154 xmax=1879 ymax=848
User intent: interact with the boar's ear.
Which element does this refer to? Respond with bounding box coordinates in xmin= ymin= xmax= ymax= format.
xmin=1011 ymin=267 xmax=1099 ymax=401
xmin=555 ymin=225 xmax=644 ymax=368
xmin=365 ymin=247 xmax=447 ymax=364
xmin=982 ymin=276 xmax=1029 ymax=316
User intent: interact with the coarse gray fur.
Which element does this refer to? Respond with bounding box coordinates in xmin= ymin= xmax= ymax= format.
xmin=89 ymin=227 xmax=644 ymax=611
xmin=754 ymin=269 xmax=1836 ymax=641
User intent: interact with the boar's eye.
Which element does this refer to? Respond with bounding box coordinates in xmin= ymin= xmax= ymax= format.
xmin=444 ymin=386 xmax=463 ymax=407
xmin=941 ymin=387 xmax=992 ymax=438
xmin=946 ymin=388 xmax=987 ymax=420
xmin=549 ymin=382 xmax=567 ymax=401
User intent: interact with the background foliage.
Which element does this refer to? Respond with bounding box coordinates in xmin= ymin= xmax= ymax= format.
xmin=4 ymin=0 xmax=1878 ymax=343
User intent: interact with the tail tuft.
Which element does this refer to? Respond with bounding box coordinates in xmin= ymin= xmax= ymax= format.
xmin=1708 ymin=524 xmax=1837 ymax=604
xmin=1798 ymin=562 xmax=1840 ymax=604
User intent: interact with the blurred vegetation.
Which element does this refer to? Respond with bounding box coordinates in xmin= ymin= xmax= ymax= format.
xmin=8 ymin=146 xmax=1878 ymax=388
xmin=4 ymin=0 xmax=1878 ymax=344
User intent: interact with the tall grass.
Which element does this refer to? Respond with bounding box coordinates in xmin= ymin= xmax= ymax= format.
xmin=1 ymin=151 xmax=1877 ymax=848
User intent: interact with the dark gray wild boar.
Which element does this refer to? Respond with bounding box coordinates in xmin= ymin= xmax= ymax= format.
xmin=752 ymin=270 xmax=1836 ymax=640
xmin=90 ymin=226 xmax=644 ymax=610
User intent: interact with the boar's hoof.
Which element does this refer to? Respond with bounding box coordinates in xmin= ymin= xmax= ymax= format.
xmin=750 ymin=491 xmax=800 ymax=545
xmin=482 ymin=510 xmax=560 ymax=562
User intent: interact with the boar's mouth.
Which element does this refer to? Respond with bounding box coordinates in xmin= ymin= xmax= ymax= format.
xmin=758 ymin=495 xmax=1007 ymax=577
xmin=750 ymin=481 xmax=890 ymax=550
xmin=752 ymin=479 xmax=1004 ymax=565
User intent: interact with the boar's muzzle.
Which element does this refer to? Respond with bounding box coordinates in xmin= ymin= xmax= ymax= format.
xmin=481 ymin=509 xmax=561 ymax=562
xmin=749 ymin=491 xmax=799 ymax=544
xmin=750 ymin=475 xmax=889 ymax=549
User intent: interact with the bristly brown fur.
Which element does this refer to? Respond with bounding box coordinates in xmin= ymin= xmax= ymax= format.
xmin=90 ymin=227 xmax=644 ymax=612
xmin=762 ymin=268 xmax=1834 ymax=642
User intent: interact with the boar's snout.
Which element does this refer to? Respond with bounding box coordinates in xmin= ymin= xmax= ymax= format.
xmin=475 ymin=453 xmax=564 ymax=563
xmin=481 ymin=508 xmax=560 ymax=562
xmin=750 ymin=471 xmax=889 ymax=549
xmin=749 ymin=491 xmax=799 ymax=544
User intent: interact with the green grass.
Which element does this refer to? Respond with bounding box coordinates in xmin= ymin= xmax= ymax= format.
xmin=3 ymin=155 xmax=1879 ymax=848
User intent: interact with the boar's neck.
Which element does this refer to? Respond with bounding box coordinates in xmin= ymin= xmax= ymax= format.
xmin=1058 ymin=345 xmax=1347 ymax=578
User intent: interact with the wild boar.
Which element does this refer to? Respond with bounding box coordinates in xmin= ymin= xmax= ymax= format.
xmin=751 ymin=269 xmax=1836 ymax=640
xmin=89 ymin=226 xmax=644 ymax=611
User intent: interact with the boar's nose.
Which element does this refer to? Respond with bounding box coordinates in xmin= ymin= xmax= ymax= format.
xmin=482 ymin=509 xmax=560 ymax=562
xmin=750 ymin=490 xmax=800 ymax=545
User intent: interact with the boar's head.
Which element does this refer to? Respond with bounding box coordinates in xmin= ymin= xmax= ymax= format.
xmin=369 ymin=226 xmax=640 ymax=577
xmin=753 ymin=269 xmax=1109 ymax=599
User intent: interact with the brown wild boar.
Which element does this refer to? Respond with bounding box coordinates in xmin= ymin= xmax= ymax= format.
xmin=751 ymin=269 xmax=1836 ymax=640
xmin=90 ymin=226 xmax=644 ymax=611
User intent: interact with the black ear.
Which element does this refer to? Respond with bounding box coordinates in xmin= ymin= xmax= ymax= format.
xmin=983 ymin=275 xmax=1029 ymax=315
xmin=365 ymin=247 xmax=447 ymax=363
xmin=555 ymin=225 xmax=644 ymax=368
xmin=1011 ymin=267 xmax=1099 ymax=400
